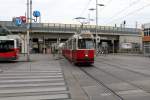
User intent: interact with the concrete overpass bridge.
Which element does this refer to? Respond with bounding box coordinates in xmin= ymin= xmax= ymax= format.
xmin=0 ymin=21 xmax=142 ymax=53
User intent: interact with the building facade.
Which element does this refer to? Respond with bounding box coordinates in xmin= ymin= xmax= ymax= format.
xmin=142 ymin=23 xmax=150 ymax=55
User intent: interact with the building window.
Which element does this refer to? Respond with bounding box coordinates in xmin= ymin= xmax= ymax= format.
xmin=144 ymin=28 xmax=150 ymax=36
xmin=144 ymin=31 xmax=148 ymax=36
xmin=148 ymin=28 xmax=150 ymax=36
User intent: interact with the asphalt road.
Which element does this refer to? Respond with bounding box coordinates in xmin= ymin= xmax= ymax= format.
xmin=1 ymin=54 xmax=150 ymax=100
xmin=60 ymin=54 xmax=150 ymax=100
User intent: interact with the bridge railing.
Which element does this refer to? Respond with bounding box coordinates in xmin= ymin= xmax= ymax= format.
xmin=0 ymin=21 xmax=140 ymax=34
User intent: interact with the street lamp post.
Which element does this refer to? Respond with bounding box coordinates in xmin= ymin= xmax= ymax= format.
xmin=95 ymin=1 xmax=104 ymax=55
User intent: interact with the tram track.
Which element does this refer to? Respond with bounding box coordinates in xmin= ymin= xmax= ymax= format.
xmin=79 ymin=66 xmax=124 ymax=100
xmin=96 ymin=58 xmax=150 ymax=79
xmin=60 ymin=56 xmax=150 ymax=99
xmin=94 ymin=59 xmax=150 ymax=94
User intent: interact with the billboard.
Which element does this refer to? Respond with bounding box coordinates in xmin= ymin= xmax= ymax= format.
xmin=121 ymin=43 xmax=132 ymax=49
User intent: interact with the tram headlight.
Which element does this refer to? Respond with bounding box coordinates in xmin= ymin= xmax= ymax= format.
xmin=85 ymin=54 xmax=88 ymax=57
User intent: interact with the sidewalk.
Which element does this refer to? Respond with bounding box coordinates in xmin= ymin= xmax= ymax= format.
xmin=0 ymin=54 xmax=71 ymax=100
xmin=9 ymin=54 xmax=62 ymax=72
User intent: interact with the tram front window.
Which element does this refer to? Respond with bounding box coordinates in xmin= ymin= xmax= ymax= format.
xmin=78 ymin=39 xmax=94 ymax=49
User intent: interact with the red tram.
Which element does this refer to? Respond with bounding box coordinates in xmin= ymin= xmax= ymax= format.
xmin=62 ymin=31 xmax=95 ymax=65
xmin=0 ymin=36 xmax=20 ymax=61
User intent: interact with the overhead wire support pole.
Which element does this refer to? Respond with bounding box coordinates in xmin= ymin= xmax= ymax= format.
xmin=96 ymin=0 xmax=98 ymax=55
xmin=30 ymin=0 xmax=32 ymax=32
xmin=29 ymin=0 xmax=32 ymax=58
xmin=95 ymin=1 xmax=104 ymax=56
xmin=26 ymin=0 xmax=30 ymax=61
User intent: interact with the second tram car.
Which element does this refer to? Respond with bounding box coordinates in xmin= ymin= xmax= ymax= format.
xmin=62 ymin=31 xmax=95 ymax=65
xmin=0 ymin=36 xmax=20 ymax=61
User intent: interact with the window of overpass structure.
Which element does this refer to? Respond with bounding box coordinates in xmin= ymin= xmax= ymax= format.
xmin=70 ymin=24 xmax=76 ymax=28
xmin=107 ymin=26 xmax=113 ymax=31
xmin=113 ymin=27 xmax=118 ymax=31
xmin=75 ymin=25 xmax=81 ymax=30
xmin=117 ymin=27 xmax=122 ymax=32
xmin=65 ymin=24 xmax=71 ymax=29
xmin=86 ymin=25 xmax=91 ymax=29
xmin=59 ymin=24 xmax=66 ymax=31
xmin=48 ymin=23 xmax=55 ymax=27
xmin=100 ymin=26 xmax=105 ymax=30
xmin=122 ymin=27 xmax=127 ymax=32
xmin=90 ymin=25 xmax=96 ymax=29
xmin=83 ymin=25 xmax=88 ymax=29
xmin=75 ymin=24 xmax=80 ymax=27
xmin=60 ymin=24 xmax=65 ymax=28
xmin=70 ymin=24 xmax=76 ymax=30
xmin=54 ymin=23 xmax=60 ymax=28
xmin=105 ymin=26 xmax=112 ymax=31
xmin=43 ymin=23 xmax=49 ymax=27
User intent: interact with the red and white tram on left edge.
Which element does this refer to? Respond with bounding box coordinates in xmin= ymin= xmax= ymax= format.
xmin=62 ymin=31 xmax=95 ymax=65
xmin=0 ymin=36 xmax=20 ymax=61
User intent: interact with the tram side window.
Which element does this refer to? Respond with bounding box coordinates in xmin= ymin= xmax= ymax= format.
xmin=73 ymin=39 xmax=76 ymax=50
xmin=68 ymin=40 xmax=72 ymax=49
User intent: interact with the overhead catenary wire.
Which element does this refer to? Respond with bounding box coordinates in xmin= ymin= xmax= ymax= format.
xmin=105 ymin=0 xmax=141 ymax=24
xmin=107 ymin=3 xmax=150 ymax=24
xmin=80 ymin=0 xmax=93 ymax=17
xmin=79 ymin=0 xmax=112 ymax=20
xmin=100 ymin=0 xmax=113 ymax=11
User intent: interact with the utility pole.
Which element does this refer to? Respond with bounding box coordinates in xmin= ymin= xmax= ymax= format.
xmin=96 ymin=0 xmax=98 ymax=54
xmin=27 ymin=0 xmax=30 ymax=61
xmin=26 ymin=0 xmax=32 ymax=61
xmin=30 ymin=0 xmax=32 ymax=30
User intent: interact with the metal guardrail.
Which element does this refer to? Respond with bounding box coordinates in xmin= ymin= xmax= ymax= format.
xmin=0 ymin=21 xmax=141 ymax=34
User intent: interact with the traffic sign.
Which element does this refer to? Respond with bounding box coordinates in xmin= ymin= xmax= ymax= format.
xmin=33 ymin=11 xmax=41 ymax=17
xmin=15 ymin=17 xmax=22 ymax=26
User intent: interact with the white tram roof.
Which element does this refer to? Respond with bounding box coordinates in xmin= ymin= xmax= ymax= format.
xmin=69 ymin=30 xmax=94 ymax=40
xmin=80 ymin=31 xmax=94 ymax=39
xmin=0 ymin=36 xmax=15 ymax=40
xmin=0 ymin=35 xmax=21 ymax=40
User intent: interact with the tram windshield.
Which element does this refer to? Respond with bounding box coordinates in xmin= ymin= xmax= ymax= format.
xmin=78 ymin=39 xmax=94 ymax=49
xmin=0 ymin=40 xmax=14 ymax=52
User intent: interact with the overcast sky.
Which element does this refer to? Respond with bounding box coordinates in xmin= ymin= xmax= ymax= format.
xmin=0 ymin=0 xmax=150 ymax=28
